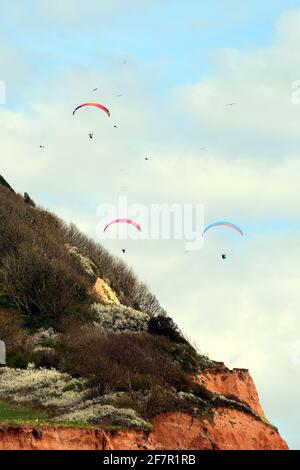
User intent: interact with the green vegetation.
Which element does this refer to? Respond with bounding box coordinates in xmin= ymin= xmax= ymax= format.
xmin=260 ymin=415 xmax=279 ymax=433
xmin=0 ymin=401 xmax=48 ymax=426
xmin=0 ymin=401 xmax=151 ymax=431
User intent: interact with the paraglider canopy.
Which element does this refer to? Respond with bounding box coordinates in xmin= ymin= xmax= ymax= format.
xmin=203 ymin=221 xmax=243 ymax=236
xmin=104 ymin=219 xmax=141 ymax=232
xmin=73 ymin=102 xmax=110 ymax=117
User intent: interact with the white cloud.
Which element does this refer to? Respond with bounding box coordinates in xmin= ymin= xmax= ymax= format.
xmin=21 ymin=0 xmax=159 ymax=29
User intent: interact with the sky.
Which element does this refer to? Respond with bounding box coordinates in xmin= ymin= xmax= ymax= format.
xmin=1 ymin=0 xmax=300 ymax=449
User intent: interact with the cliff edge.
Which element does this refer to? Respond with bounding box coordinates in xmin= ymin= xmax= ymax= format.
xmin=0 ymin=366 xmax=288 ymax=450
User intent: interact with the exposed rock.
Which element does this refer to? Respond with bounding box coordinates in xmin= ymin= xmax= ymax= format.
xmin=0 ymin=410 xmax=288 ymax=450
xmin=93 ymin=278 xmax=120 ymax=305
xmin=196 ymin=367 xmax=264 ymax=417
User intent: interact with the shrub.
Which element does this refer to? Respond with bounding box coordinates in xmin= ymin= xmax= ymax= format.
xmin=66 ymin=244 xmax=98 ymax=279
xmin=31 ymin=328 xmax=60 ymax=349
xmin=0 ymin=366 xmax=85 ymax=409
xmin=56 ymin=402 xmax=151 ymax=430
xmin=0 ymin=175 xmax=14 ymax=192
xmin=148 ymin=315 xmax=187 ymax=344
xmin=0 ymin=309 xmax=29 ymax=353
xmin=91 ymin=303 xmax=149 ymax=333
xmin=111 ymin=388 xmax=211 ymax=421
xmin=30 ymin=328 xmax=60 ymax=370
xmin=0 ymin=309 xmax=35 ymax=366
xmin=140 ymin=386 xmax=182 ymax=419
xmin=59 ymin=326 xmax=194 ymax=397
xmin=32 ymin=347 xmax=60 ymax=369
xmin=6 ymin=351 xmax=35 ymax=369
xmin=2 ymin=242 xmax=89 ymax=329
xmin=150 ymin=335 xmax=199 ymax=374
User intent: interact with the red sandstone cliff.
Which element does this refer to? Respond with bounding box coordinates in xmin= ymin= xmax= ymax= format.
xmin=197 ymin=363 xmax=265 ymax=416
xmin=0 ymin=366 xmax=289 ymax=450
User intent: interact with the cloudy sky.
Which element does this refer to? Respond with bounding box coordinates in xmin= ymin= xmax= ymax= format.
xmin=1 ymin=0 xmax=300 ymax=448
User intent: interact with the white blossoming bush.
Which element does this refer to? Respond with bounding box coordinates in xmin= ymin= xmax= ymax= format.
xmin=66 ymin=244 xmax=98 ymax=278
xmin=0 ymin=367 xmax=85 ymax=409
xmin=56 ymin=402 xmax=151 ymax=430
xmin=177 ymin=391 xmax=207 ymax=407
xmin=33 ymin=346 xmax=54 ymax=354
xmin=91 ymin=303 xmax=149 ymax=333
xmin=0 ymin=367 xmax=151 ymax=428
xmin=31 ymin=328 xmax=60 ymax=350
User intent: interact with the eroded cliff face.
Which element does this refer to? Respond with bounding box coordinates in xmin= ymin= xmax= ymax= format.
xmin=0 ymin=410 xmax=288 ymax=450
xmin=0 ymin=367 xmax=289 ymax=450
xmin=197 ymin=363 xmax=265 ymax=416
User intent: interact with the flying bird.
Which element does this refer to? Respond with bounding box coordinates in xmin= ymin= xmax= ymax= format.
xmin=145 ymin=157 xmax=149 ymax=161
xmin=222 ymin=254 xmax=227 ymax=260
xmin=89 ymin=133 xmax=93 ymax=139
xmin=114 ymin=125 xmax=118 ymax=128
xmin=122 ymin=249 xmax=126 ymax=254
xmin=39 ymin=145 xmax=45 ymax=149
xmin=225 ymin=103 xmax=236 ymax=106
xmin=92 ymin=88 xmax=98 ymax=92
xmin=116 ymin=94 xmax=123 ymax=97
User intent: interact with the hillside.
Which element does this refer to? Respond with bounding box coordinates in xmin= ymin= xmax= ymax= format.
xmin=0 ymin=175 xmax=288 ymax=450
